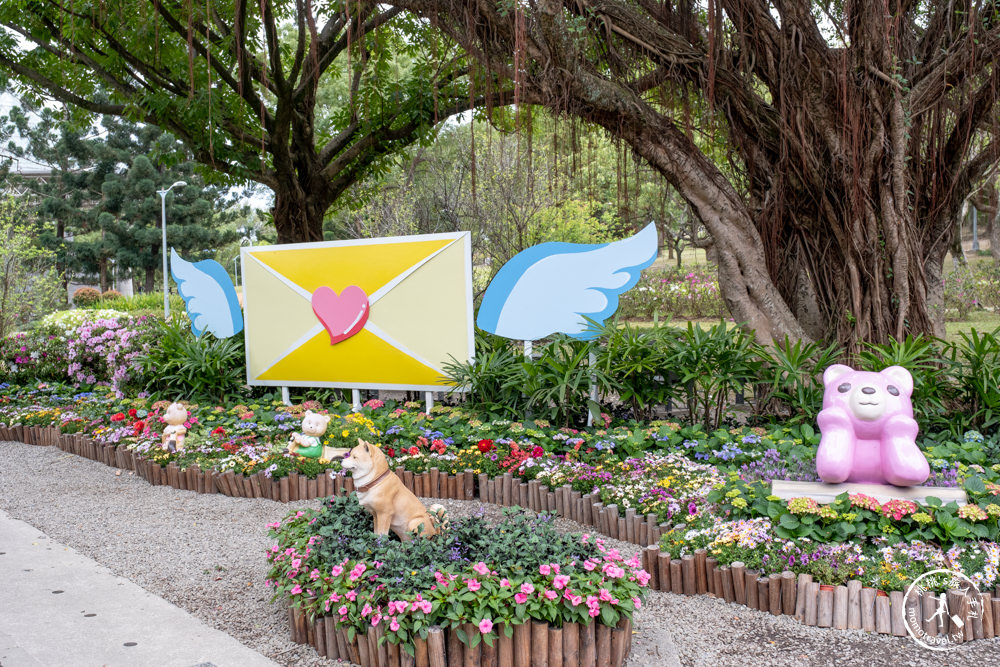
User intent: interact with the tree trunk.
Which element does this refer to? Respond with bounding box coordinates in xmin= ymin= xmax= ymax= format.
xmin=98 ymin=258 xmax=108 ymax=293
xmin=272 ymin=183 xmax=328 ymax=244
xmin=145 ymin=267 xmax=155 ymax=294
xmin=990 ymin=210 xmax=1000 ymax=262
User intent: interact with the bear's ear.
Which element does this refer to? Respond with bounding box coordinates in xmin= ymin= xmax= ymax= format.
xmin=823 ymin=364 xmax=854 ymax=386
xmin=303 ymin=410 xmax=314 ymax=419
xmin=320 ymin=415 xmax=331 ymax=425
xmin=881 ymin=365 xmax=913 ymax=396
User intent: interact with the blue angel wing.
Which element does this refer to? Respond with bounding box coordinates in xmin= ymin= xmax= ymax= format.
xmin=477 ymin=223 xmax=658 ymax=340
xmin=170 ymin=248 xmax=244 ymax=338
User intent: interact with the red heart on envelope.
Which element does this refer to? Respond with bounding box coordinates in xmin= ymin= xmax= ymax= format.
xmin=311 ymin=285 xmax=370 ymax=345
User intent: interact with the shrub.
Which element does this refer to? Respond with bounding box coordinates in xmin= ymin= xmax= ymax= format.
xmin=442 ymin=333 xmax=525 ymax=417
xmin=72 ymin=287 xmax=101 ymax=307
xmin=593 ymin=319 xmax=675 ymax=421
xmin=101 ymin=289 xmax=122 ymax=300
xmin=137 ymin=317 xmax=247 ymax=404
xmin=92 ymin=293 xmax=185 ymax=313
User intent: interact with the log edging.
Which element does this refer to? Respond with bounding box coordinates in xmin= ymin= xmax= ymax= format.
xmin=286 ymin=605 xmax=632 ymax=667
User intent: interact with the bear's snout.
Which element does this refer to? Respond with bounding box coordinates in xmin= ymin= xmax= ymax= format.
xmin=862 ymin=387 xmax=876 ymax=395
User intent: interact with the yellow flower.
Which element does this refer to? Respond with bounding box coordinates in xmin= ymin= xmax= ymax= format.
xmin=342 ymin=430 xmax=350 ymax=438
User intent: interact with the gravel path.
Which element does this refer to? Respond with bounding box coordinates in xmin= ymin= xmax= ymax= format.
xmin=1 ymin=441 xmax=997 ymax=666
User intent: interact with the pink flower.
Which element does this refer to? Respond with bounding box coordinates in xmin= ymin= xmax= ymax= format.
xmin=567 ymin=594 xmax=582 ymax=606
xmin=372 ymin=613 xmax=382 ymax=627
xmin=390 ymin=618 xmax=400 ymax=632
xmin=331 ymin=565 xmax=343 ymax=576
xmin=339 ymin=605 xmax=348 ymax=616
xmin=543 ymin=589 xmax=558 ymax=601
xmin=473 ymin=561 xmax=490 ymax=576
xmin=636 ymin=570 xmax=651 ymax=586
xmin=479 ymin=618 xmax=494 ymax=634
xmin=467 ymin=578 xmax=481 ymax=591
xmin=583 ymin=559 xmax=597 ymax=571
xmin=599 ymin=588 xmax=612 ymax=602
xmin=362 ymin=603 xmax=373 ymax=617
xmin=520 ymin=582 xmax=535 ymax=595
xmin=515 ymin=593 xmax=528 ymax=604
xmin=539 ymin=564 xmax=551 ymax=575
xmin=418 ymin=600 xmax=432 ymax=614
xmin=553 ymin=574 xmax=570 ymax=590
xmin=500 ymin=578 xmax=511 ymax=587
xmin=632 ymin=597 xmax=642 ymax=610
xmin=291 ymin=585 xmax=303 ymax=595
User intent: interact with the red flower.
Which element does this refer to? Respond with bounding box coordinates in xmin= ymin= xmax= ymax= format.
xmin=386 ymin=447 xmax=395 ymax=458
xmin=133 ymin=421 xmax=146 ymax=435
xmin=211 ymin=426 xmax=226 ymax=437
xmin=408 ymin=446 xmax=419 ymax=455
xmin=127 ymin=408 xmax=138 ymax=418
xmin=110 ymin=412 xmax=126 ymax=422
xmin=478 ymin=439 xmax=494 ymax=453
xmin=532 ymin=445 xmax=544 ymax=458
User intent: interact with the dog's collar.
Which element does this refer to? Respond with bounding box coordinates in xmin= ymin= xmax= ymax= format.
xmin=355 ymin=468 xmax=392 ymax=493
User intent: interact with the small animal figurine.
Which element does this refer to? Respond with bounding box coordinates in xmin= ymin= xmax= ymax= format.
xmin=161 ymin=402 xmax=188 ymax=453
xmin=340 ymin=438 xmax=443 ymax=541
xmin=287 ymin=410 xmax=349 ymax=460
xmin=816 ymin=364 xmax=930 ymax=486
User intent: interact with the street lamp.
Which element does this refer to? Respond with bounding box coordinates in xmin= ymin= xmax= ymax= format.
xmin=157 ymin=181 xmax=187 ymax=318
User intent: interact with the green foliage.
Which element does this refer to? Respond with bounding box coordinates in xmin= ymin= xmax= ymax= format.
xmin=0 ymin=199 xmax=63 ymax=338
xmin=593 ymin=318 xmax=674 ymax=421
xmin=753 ymin=337 xmax=842 ymax=422
xmin=80 ymin=292 xmax=185 ymax=314
xmin=137 ymin=318 xmax=247 ymax=404
xmin=857 ymin=334 xmax=956 ymax=434
xmin=950 ymin=328 xmax=1000 ymax=433
xmin=509 ymin=336 xmax=611 ymax=427
xmin=442 ymin=333 xmax=524 ymax=417
xmin=662 ymin=323 xmax=761 ymax=429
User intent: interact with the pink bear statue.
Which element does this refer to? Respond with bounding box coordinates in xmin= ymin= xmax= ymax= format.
xmin=816 ymin=364 xmax=930 ymax=486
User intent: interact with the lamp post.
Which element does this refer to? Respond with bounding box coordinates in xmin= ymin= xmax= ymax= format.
xmin=157 ymin=181 xmax=187 ymax=318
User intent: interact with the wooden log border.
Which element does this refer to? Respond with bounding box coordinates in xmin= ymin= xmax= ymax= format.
xmin=287 ymin=606 xmax=632 ymax=667
xmin=8 ymin=424 xmax=1000 ymax=648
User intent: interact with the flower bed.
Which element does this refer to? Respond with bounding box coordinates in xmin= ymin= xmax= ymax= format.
xmin=266 ymin=494 xmax=646 ymax=665
xmin=5 ymin=380 xmax=1000 ymax=647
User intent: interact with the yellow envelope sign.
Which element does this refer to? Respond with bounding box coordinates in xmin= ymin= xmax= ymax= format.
xmin=241 ymin=232 xmax=473 ymax=390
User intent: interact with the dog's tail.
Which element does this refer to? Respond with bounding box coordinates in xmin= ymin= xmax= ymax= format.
xmin=428 ymin=504 xmax=449 ymax=533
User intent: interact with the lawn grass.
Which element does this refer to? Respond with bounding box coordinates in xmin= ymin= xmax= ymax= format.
xmin=945 ymin=309 xmax=1000 ymax=341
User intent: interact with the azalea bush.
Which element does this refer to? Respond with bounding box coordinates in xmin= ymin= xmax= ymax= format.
xmin=0 ymin=330 xmax=70 ymax=382
xmin=266 ymin=495 xmax=647 ymax=649
xmin=67 ymin=316 xmax=155 ymax=394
